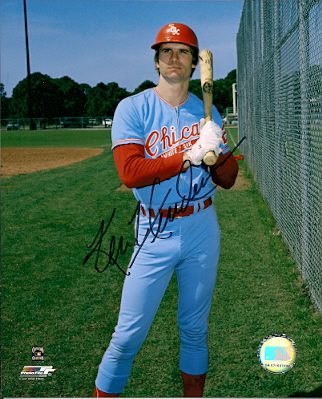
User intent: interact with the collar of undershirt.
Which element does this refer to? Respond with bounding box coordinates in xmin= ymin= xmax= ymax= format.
xmin=153 ymin=87 xmax=190 ymax=108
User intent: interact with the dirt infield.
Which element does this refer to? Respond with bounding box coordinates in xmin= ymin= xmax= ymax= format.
xmin=1 ymin=148 xmax=250 ymax=191
xmin=1 ymin=148 xmax=104 ymax=177
xmin=220 ymin=167 xmax=251 ymax=191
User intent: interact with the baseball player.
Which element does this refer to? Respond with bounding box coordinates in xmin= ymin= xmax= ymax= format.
xmin=94 ymin=23 xmax=238 ymax=397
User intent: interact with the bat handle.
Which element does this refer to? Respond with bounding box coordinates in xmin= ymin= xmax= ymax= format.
xmin=202 ymin=115 xmax=218 ymax=166
xmin=203 ymin=151 xmax=217 ymax=166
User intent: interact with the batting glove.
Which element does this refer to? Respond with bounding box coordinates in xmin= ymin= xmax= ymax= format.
xmin=185 ymin=136 xmax=223 ymax=165
xmin=185 ymin=119 xmax=224 ymax=165
xmin=200 ymin=118 xmax=224 ymax=140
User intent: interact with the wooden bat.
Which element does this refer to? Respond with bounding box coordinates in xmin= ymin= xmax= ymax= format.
xmin=199 ymin=49 xmax=218 ymax=166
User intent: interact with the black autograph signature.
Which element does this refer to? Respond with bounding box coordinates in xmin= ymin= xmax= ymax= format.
xmin=82 ymin=208 xmax=132 ymax=275
xmin=83 ymin=136 xmax=246 ymax=275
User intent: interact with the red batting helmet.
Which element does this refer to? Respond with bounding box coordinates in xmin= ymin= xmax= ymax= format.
xmin=151 ymin=23 xmax=199 ymax=50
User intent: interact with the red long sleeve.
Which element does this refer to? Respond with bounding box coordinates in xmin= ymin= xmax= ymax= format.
xmin=209 ymin=152 xmax=239 ymax=189
xmin=113 ymin=144 xmax=185 ymax=188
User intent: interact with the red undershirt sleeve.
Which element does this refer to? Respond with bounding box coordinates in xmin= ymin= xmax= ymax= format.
xmin=113 ymin=144 xmax=186 ymax=188
xmin=209 ymin=152 xmax=239 ymax=189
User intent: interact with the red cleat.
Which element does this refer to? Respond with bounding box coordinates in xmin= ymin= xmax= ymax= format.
xmin=93 ymin=387 xmax=120 ymax=397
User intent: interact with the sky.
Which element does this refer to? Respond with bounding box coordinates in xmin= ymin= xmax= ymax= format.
xmin=1 ymin=0 xmax=244 ymax=97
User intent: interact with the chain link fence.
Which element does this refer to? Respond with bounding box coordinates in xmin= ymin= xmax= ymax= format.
xmin=237 ymin=0 xmax=322 ymax=312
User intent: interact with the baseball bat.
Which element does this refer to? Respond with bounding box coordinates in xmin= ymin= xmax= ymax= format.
xmin=199 ymin=49 xmax=218 ymax=166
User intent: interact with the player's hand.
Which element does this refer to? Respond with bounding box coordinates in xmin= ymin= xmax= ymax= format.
xmin=185 ymin=136 xmax=221 ymax=165
xmin=185 ymin=120 xmax=225 ymax=165
xmin=200 ymin=118 xmax=224 ymax=140
xmin=199 ymin=119 xmax=225 ymax=156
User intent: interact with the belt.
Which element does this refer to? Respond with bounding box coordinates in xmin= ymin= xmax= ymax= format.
xmin=140 ymin=197 xmax=212 ymax=219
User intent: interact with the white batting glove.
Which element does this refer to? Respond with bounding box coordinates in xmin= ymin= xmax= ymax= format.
xmin=184 ymin=142 xmax=203 ymax=165
xmin=200 ymin=118 xmax=224 ymax=140
xmin=185 ymin=136 xmax=222 ymax=165
xmin=199 ymin=119 xmax=226 ymax=159
xmin=185 ymin=119 xmax=224 ymax=165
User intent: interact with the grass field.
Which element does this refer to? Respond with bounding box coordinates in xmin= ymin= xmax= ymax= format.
xmin=1 ymin=128 xmax=321 ymax=398
xmin=1 ymin=128 xmax=110 ymax=148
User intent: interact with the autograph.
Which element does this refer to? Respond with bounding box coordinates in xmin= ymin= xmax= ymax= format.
xmin=82 ymin=208 xmax=132 ymax=275
xmin=83 ymin=136 xmax=246 ymax=275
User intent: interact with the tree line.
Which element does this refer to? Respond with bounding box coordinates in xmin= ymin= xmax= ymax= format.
xmin=1 ymin=69 xmax=236 ymax=120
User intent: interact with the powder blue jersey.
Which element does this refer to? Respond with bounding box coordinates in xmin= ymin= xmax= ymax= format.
xmin=112 ymin=88 xmax=228 ymax=209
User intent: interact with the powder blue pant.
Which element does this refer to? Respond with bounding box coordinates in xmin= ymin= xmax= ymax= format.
xmin=95 ymin=204 xmax=220 ymax=393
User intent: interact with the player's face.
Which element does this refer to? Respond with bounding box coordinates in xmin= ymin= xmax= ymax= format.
xmin=156 ymin=43 xmax=195 ymax=83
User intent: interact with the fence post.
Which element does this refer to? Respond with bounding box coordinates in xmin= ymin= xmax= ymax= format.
xmin=298 ymin=0 xmax=311 ymax=280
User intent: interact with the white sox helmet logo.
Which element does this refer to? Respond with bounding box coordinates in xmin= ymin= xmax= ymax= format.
xmin=168 ymin=24 xmax=180 ymax=35
xmin=151 ymin=23 xmax=198 ymax=50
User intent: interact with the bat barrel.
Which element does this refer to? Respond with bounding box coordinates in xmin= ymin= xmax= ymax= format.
xmin=199 ymin=49 xmax=217 ymax=166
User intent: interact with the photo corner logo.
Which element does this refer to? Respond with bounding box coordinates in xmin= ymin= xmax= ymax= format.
xmin=258 ymin=333 xmax=296 ymax=374
xmin=32 ymin=346 xmax=45 ymax=361
xmin=20 ymin=347 xmax=55 ymax=380
xmin=20 ymin=366 xmax=56 ymax=380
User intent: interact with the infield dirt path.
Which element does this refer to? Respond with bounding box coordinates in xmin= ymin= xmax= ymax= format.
xmin=1 ymin=148 xmax=103 ymax=177
xmin=2 ymin=148 xmax=250 ymax=191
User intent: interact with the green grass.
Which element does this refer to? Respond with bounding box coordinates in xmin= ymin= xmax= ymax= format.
xmin=1 ymin=129 xmax=321 ymax=397
xmin=1 ymin=128 xmax=111 ymax=148
xmin=225 ymin=126 xmax=241 ymax=151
